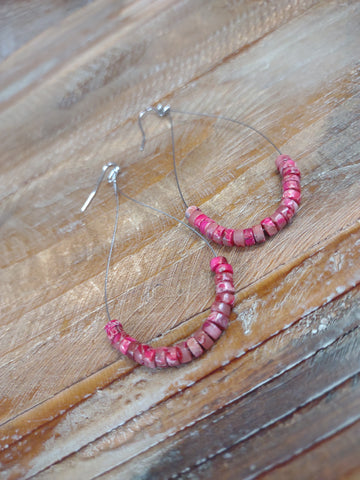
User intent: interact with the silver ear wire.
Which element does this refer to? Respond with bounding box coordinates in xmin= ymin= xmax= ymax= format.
xmin=81 ymin=163 xmax=120 ymax=213
xmin=80 ymin=159 xmax=216 ymax=323
xmin=138 ymin=104 xmax=171 ymax=151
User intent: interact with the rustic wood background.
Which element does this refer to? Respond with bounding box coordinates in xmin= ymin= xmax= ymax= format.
xmin=0 ymin=1 xmax=359 ymax=479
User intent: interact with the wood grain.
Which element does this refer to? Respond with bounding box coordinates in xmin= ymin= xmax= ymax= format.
xmin=0 ymin=0 xmax=359 ymax=479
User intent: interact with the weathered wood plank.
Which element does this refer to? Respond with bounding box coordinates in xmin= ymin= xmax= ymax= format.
xmin=36 ymin=289 xmax=359 ymax=480
xmin=0 ymin=0 xmax=359 ymax=478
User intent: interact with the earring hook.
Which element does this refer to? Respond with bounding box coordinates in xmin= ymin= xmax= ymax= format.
xmin=81 ymin=163 xmax=120 ymax=213
xmin=138 ymin=103 xmax=171 ymax=151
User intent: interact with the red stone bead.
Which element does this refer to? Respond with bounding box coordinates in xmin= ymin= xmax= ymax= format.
xmin=279 ymin=159 xmax=297 ymax=175
xmin=143 ymin=346 xmax=156 ymax=368
xmin=118 ymin=336 xmax=137 ymax=355
xmin=210 ymin=256 xmax=228 ymax=272
xmin=194 ymin=329 xmax=214 ymax=350
xmin=243 ymin=228 xmax=256 ymax=246
xmin=188 ymin=209 xmax=204 ymax=226
xmin=186 ymin=337 xmax=204 ymax=357
xmin=223 ymin=229 xmax=235 ymax=247
xmin=215 ymin=263 xmax=233 ymax=274
xmin=282 ymin=173 xmax=301 ymax=184
xmin=176 ymin=342 xmax=193 ymax=364
xmin=283 ymin=180 xmax=301 ymax=192
xmin=211 ymin=301 xmax=231 ymax=317
xmin=261 ymin=217 xmax=278 ymax=236
xmin=104 ymin=319 xmax=123 ymax=341
xmin=199 ymin=218 xmax=215 ymax=235
xmin=207 ymin=312 xmax=229 ymax=330
xmin=215 ymin=292 xmax=235 ymax=307
xmin=126 ymin=341 xmax=140 ymax=360
xmin=212 ymin=225 xmax=226 ymax=244
xmin=166 ymin=346 xmax=181 ymax=366
xmin=283 ymin=189 xmax=301 ymax=205
xmin=275 ymin=205 xmax=293 ymax=222
xmin=233 ymin=229 xmax=245 ymax=247
xmin=194 ymin=213 xmax=208 ymax=229
xmin=253 ymin=224 xmax=266 ymax=243
xmin=185 ymin=205 xmax=200 ymax=219
xmin=112 ymin=332 xmax=124 ymax=345
xmin=215 ymin=272 xmax=233 ymax=283
xmin=133 ymin=344 xmax=147 ymax=365
xmin=154 ymin=347 xmax=168 ymax=368
xmin=275 ymin=154 xmax=292 ymax=171
xmin=204 ymin=222 xmax=218 ymax=239
xmin=271 ymin=211 xmax=287 ymax=230
xmin=203 ymin=320 xmax=223 ymax=340
xmin=282 ymin=166 xmax=301 ymax=178
xmin=216 ymin=281 xmax=235 ymax=294
xmin=280 ymin=197 xmax=299 ymax=213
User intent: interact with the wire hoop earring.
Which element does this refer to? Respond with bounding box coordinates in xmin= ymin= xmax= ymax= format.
xmin=138 ymin=104 xmax=301 ymax=248
xmin=81 ymin=163 xmax=235 ymax=369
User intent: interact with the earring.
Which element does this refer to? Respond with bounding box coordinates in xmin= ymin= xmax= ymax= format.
xmin=81 ymin=163 xmax=235 ymax=369
xmin=138 ymin=104 xmax=301 ymax=248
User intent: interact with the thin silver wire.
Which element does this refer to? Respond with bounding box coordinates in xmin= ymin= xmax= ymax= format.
xmin=138 ymin=105 xmax=282 ymax=210
xmin=138 ymin=106 xmax=188 ymax=209
xmin=81 ymin=164 xmax=216 ymax=322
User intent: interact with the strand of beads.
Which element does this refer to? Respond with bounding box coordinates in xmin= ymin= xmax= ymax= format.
xmin=185 ymin=155 xmax=301 ymax=247
xmin=104 ymin=256 xmax=234 ymax=368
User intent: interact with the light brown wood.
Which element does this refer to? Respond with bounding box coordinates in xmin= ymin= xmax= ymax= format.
xmin=0 ymin=0 xmax=359 ymax=479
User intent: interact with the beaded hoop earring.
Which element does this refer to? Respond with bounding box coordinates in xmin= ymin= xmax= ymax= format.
xmin=138 ymin=104 xmax=301 ymax=248
xmin=81 ymin=164 xmax=235 ymax=369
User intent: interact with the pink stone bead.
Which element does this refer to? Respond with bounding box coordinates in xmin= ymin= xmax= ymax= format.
xmin=204 ymin=222 xmax=218 ymax=239
xmin=283 ymin=189 xmax=301 ymax=205
xmin=210 ymin=256 xmax=227 ymax=272
xmin=283 ymin=180 xmax=301 ymax=192
xmin=215 ymin=292 xmax=235 ymax=307
xmin=155 ymin=347 xmax=168 ymax=368
xmin=243 ymin=228 xmax=256 ymax=246
xmin=112 ymin=332 xmax=124 ymax=345
xmin=118 ymin=336 xmax=137 ymax=355
xmin=261 ymin=217 xmax=278 ymax=236
xmin=282 ymin=173 xmax=301 ymax=184
xmin=275 ymin=205 xmax=293 ymax=222
xmin=216 ymin=281 xmax=235 ymax=294
xmin=223 ymin=229 xmax=235 ymax=247
xmin=194 ymin=329 xmax=214 ymax=350
xmin=185 ymin=205 xmax=200 ymax=219
xmin=202 ymin=320 xmax=223 ymax=340
xmin=280 ymin=197 xmax=299 ymax=213
xmin=279 ymin=159 xmax=297 ymax=175
xmin=188 ymin=209 xmax=204 ymax=226
xmin=143 ymin=347 xmax=156 ymax=368
xmin=215 ymin=272 xmax=233 ymax=283
xmin=271 ymin=211 xmax=287 ymax=230
xmin=165 ymin=346 xmax=181 ymax=367
xmin=282 ymin=166 xmax=301 ymax=178
xmin=212 ymin=225 xmax=226 ymax=244
xmin=194 ymin=214 xmax=208 ymax=229
xmin=104 ymin=319 xmax=123 ymax=341
xmin=199 ymin=218 xmax=215 ymax=235
xmin=275 ymin=154 xmax=292 ymax=171
xmin=211 ymin=301 xmax=231 ymax=317
xmin=207 ymin=311 xmax=229 ymax=330
xmin=133 ymin=344 xmax=147 ymax=365
xmin=186 ymin=337 xmax=204 ymax=357
xmin=176 ymin=342 xmax=193 ymax=364
xmin=215 ymin=263 xmax=233 ymax=274
xmin=233 ymin=229 xmax=246 ymax=247
xmin=253 ymin=224 xmax=266 ymax=243
xmin=126 ymin=341 xmax=140 ymax=360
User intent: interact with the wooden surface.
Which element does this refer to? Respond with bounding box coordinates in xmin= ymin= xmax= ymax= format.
xmin=0 ymin=1 xmax=359 ymax=479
